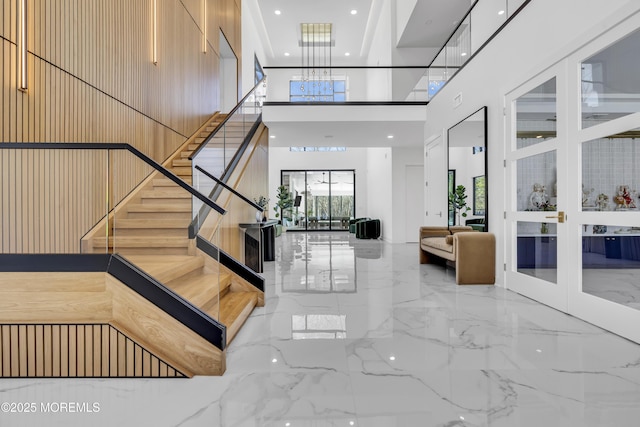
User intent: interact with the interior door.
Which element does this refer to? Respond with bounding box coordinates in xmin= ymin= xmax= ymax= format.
xmin=505 ymin=68 xmax=569 ymax=312
xmin=424 ymin=134 xmax=446 ymax=226
xmin=405 ymin=165 xmax=424 ymax=242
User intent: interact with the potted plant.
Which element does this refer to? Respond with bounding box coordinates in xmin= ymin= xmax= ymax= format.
xmin=273 ymin=185 xmax=293 ymax=225
xmin=448 ymin=184 xmax=471 ymax=226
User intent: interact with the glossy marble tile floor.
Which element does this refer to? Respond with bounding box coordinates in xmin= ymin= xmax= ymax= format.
xmin=2 ymin=232 xmax=640 ymax=427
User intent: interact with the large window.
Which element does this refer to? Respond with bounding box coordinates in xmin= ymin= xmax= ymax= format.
xmin=280 ymin=170 xmax=355 ymax=231
xmin=289 ymin=79 xmax=346 ymax=102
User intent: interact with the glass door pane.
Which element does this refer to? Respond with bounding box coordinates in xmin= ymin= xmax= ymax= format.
xmin=329 ymin=171 xmax=354 ymax=231
xmin=283 ymin=170 xmax=355 ymax=231
xmin=505 ymin=71 xmax=568 ymax=312
xmin=281 ymin=171 xmax=307 ymax=230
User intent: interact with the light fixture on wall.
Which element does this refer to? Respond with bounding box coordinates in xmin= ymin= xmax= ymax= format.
xmin=153 ymin=0 xmax=158 ymax=64
xmin=300 ymin=23 xmax=333 ymax=101
xmin=202 ymin=0 xmax=207 ymax=53
xmin=18 ymin=0 xmax=27 ymax=91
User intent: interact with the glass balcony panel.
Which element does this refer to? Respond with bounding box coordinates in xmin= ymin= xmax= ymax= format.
xmin=471 ymin=0 xmax=507 ymax=53
xmin=266 ymin=67 xmax=429 ymax=103
xmin=445 ymin=14 xmax=471 ymax=77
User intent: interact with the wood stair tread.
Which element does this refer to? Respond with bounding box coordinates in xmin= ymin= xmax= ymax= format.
xmin=140 ymin=190 xmax=191 ymax=199
xmin=215 ymin=292 xmax=258 ymax=344
xmin=172 ymin=159 xmax=192 ymax=167
xmin=127 ymin=203 xmax=191 ymax=212
xmin=167 ymin=272 xmax=232 ymax=312
xmin=113 ymin=219 xmax=190 ymax=228
xmin=92 ymin=236 xmax=191 ymax=247
xmin=125 ymin=255 xmax=205 ymax=283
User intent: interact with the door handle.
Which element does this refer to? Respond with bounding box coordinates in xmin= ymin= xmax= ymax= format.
xmin=544 ymin=211 xmax=565 ymax=223
xmin=436 ymin=212 xmax=442 ymax=217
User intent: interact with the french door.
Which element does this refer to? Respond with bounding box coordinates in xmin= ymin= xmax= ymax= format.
xmin=505 ymin=65 xmax=571 ymax=312
xmin=505 ymin=16 xmax=640 ymax=344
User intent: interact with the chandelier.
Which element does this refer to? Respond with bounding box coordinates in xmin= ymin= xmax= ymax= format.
xmin=300 ymin=23 xmax=333 ymax=101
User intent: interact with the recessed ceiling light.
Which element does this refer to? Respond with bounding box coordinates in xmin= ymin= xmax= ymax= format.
xmin=284 ymin=52 xmax=290 ymax=56
xmin=461 ymin=52 xmax=467 ymax=57
xmin=272 ymin=358 xmax=278 ymax=363
xmin=345 ymin=52 xmax=350 ymax=56
xmin=498 ymin=10 xmax=505 ymax=15
xmin=389 ymin=355 xmax=396 ymax=361
xmin=270 ymin=135 xmax=276 ymax=139
xmin=387 ymin=135 xmax=394 ymax=139
xmin=274 ymin=10 xmax=281 ymax=15
xmin=350 ymin=9 xmax=357 ymax=15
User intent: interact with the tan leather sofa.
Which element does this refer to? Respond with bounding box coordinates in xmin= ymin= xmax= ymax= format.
xmin=419 ymin=226 xmax=495 ymax=285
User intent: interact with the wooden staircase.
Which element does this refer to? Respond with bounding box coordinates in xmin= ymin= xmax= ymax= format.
xmin=82 ymin=112 xmax=264 ymax=348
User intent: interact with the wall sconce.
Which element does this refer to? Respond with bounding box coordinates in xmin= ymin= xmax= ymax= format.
xmin=153 ymin=0 xmax=158 ymax=64
xmin=18 ymin=0 xmax=27 ymax=90
xmin=202 ymin=0 xmax=207 ymax=53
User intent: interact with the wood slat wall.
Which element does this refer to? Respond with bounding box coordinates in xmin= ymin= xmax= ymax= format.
xmin=0 ymin=323 xmax=185 ymax=377
xmin=0 ymin=0 xmax=242 ymax=253
xmin=0 ymin=272 xmax=225 ymax=376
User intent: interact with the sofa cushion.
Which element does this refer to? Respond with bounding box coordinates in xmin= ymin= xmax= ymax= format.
xmin=421 ymin=237 xmax=453 ymax=253
xmin=445 ymin=235 xmax=454 ymax=245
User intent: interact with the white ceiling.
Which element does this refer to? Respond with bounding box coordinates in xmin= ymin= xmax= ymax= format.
xmin=250 ymin=0 xmax=475 ymax=147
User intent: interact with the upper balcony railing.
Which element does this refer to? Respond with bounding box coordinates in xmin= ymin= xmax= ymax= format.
xmin=264 ymin=0 xmax=530 ymax=103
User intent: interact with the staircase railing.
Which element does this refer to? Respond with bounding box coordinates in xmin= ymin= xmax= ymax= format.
xmin=189 ymin=77 xmax=266 ymax=179
xmin=193 ymin=165 xmax=271 ymax=281
xmin=0 ymin=143 xmax=228 ymax=350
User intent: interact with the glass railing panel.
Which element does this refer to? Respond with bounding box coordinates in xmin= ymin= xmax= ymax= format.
xmin=444 ymin=14 xmax=471 ymax=79
xmin=191 ymin=79 xmax=265 ymax=185
xmin=192 ymin=166 xmax=267 ymax=275
xmin=109 ymin=149 xmax=222 ymax=323
xmin=265 ymin=67 xmax=429 ymax=103
xmin=470 ymin=0 xmax=507 ymax=54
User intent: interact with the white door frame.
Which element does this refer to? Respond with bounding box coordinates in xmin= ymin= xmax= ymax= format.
xmin=504 ymin=63 xmax=570 ymax=312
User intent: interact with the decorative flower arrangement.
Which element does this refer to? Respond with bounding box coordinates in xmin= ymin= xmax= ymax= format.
xmin=254 ymin=196 xmax=269 ymax=208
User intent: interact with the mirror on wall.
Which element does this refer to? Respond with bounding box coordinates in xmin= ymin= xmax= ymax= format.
xmin=447 ymin=107 xmax=488 ymax=231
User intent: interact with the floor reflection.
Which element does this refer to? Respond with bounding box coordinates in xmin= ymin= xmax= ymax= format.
xmin=276 ymin=232 xmax=358 ymax=293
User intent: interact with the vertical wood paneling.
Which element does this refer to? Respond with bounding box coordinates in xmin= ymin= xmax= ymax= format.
xmin=2 ymin=0 xmax=241 ymax=253
xmin=0 ymin=324 xmax=186 ymax=377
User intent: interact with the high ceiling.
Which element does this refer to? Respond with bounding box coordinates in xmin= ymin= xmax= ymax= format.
xmin=250 ymin=0 xmax=476 ymax=148
xmin=251 ymin=0 xmax=474 ymax=66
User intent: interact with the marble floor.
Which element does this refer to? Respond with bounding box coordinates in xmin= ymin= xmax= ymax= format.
xmin=2 ymin=232 xmax=640 ymax=426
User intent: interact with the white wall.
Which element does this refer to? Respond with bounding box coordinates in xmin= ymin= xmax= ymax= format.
xmin=366 ymin=148 xmax=394 ymax=240
xmin=367 ymin=0 xmax=393 ymax=66
xmin=391 ymin=147 xmax=424 ymax=242
xmin=424 ymin=0 xmax=637 ymax=286
xmin=268 ymin=147 xmax=369 ymax=219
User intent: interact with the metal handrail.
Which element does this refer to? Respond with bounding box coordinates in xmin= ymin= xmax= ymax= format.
xmin=189 ymin=77 xmax=266 ymax=161
xmin=0 ymin=142 xmax=226 ymax=215
xmin=194 ymin=165 xmax=263 ymax=211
